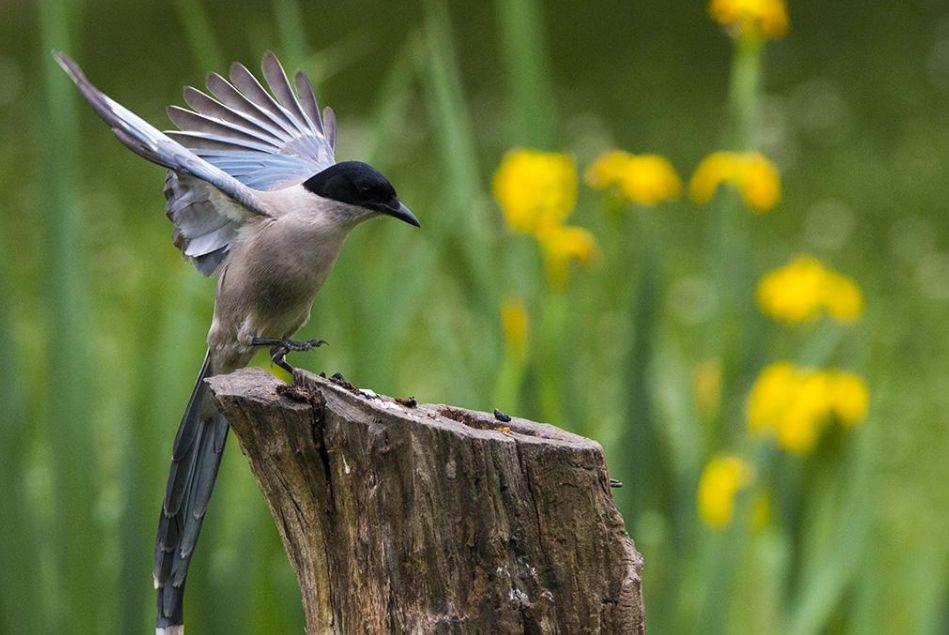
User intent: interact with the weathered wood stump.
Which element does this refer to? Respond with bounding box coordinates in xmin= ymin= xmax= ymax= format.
xmin=206 ymin=368 xmax=644 ymax=634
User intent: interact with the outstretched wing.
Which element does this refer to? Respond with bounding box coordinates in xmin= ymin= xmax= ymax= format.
xmin=163 ymin=172 xmax=248 ymax=276
xmin=55 ymin=52 xmax=271 ymax=276
xmin=166 ymin=51 xmax=337 ymax=191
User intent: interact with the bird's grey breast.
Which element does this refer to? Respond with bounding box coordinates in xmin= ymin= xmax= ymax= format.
xmin=213 ymin=190 xmax=350 ymax=342
xmin=240 ymin=216 xmax=345 ymax=309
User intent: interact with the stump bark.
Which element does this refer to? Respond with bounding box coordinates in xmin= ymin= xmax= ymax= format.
xmin=206 ymin=367 xmax=644 ymax=634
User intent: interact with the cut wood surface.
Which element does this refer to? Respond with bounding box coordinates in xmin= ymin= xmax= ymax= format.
xmin=206 ymin=367 xmax=645 ymax=634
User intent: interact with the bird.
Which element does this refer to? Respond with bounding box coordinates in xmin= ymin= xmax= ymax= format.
xmin=54 ymin=50 xmax=420 ymax=635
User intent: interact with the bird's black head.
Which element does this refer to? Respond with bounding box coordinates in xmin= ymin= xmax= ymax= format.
xmin=303 ymin=161 xmax=420 ymax=227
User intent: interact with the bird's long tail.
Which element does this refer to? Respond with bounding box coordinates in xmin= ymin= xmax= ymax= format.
xmin=154 ymin=351 xmax=229 ymax=633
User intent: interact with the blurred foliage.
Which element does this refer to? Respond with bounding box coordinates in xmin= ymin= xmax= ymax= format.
xmin=1 ymin=0 xmax=948 ymax=633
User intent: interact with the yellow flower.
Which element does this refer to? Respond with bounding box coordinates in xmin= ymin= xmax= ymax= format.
xmin=777 ymin=371 xmax=831 ymax=453
xmin=756 ymin=255 xmax=828 ymax=323
xmin=826 ymin=372 xmax=869 ymax=426
xmin=737 ymin=154 xmax=781 ymax=211
xmin=688 ymin=152 xmax=735 ymax=205
xmin=756 ymin=255 xmax=865 ymax=324
xmin=824 ymin=272 xmax=864 ymax=323
xmin=500 ymin=297 xmax=529 ymax=362
xmin=747 ymin=363 xmax=827 ymax=454
xmin=746 ymin=361 xmax=797 ymax=432
xmin=747 ymin=363 xmax=869 ymax=453
xmin=493 ymin=149 xmax=577 ymax=234
xmin=689 ymin=151 xmax=781 ymax=213
xmin=536 ymin=224 xmax=599 ymax=289
xmin=698 ymin=455 xmax=754 ymax=529
xmin=709 ymin=0 xmax=789 ymax=40
xmin=586 ymin=150 xmax=681 ymax=206
xmin=585 ymin=150 xmax=631 ymax=190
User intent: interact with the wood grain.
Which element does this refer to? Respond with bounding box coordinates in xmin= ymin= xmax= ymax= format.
xmin=207 ymin=367 xmax=644 ymax=634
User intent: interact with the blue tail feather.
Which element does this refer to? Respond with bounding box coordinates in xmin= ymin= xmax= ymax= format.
xmin=154 ymin=351 xmax=229 ymax=630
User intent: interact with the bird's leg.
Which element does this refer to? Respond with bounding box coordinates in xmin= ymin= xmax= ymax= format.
xmin=250 ymin=337 xmax=328 ymax=352
xmin=250 ymin=337 xmax=328 ymax=374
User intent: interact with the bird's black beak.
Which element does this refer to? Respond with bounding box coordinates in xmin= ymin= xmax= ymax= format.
xmin=383 ymin=201 xmax=420 ymax=227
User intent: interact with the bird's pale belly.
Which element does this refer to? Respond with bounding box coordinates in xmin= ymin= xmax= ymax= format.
xmin=207 ymin=217 xmax=345 ymax=371
xmin=209 ymin=278 xmax=316 ymax=372
xmin=235 ymin=254 xmax=320 ymax=333
xmin=251 ymin=266 xmax=315 ymax=322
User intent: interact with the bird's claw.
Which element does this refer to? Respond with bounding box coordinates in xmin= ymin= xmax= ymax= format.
xmin=250 ymin=337 xmax=329 ymax=375
xmin=269 ymin=346 xmax=294 ymax=374
xmin=295 ymin=338 xmax=328 ymax=351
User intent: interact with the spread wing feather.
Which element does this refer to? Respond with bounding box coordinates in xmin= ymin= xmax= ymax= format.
xmin=164 ymin=172 xmax=241 ymax=276
xmin=55 ymin=52 xmax=271 ymax=277
xmin=261 ymin=53 xmax=311 ymax=132
xmin=182 ymin=86 xmax=287 ymax=145
xmin=54 ymin=52 xmax=269 ymax=218
xmin=294 ymin=71 xmax=324 ymax=133
xmin=57 ymin=50 xmax=339 ymax=278
xmin=323 ymin=106 xmax=337 ymax=148
xmin=170 ymin=51 xmax=336 ymax=191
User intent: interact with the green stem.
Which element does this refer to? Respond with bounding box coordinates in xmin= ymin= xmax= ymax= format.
xmin=492 ymin=352 xmax=527 ymax=413
xmin=272 ymin=0 xmax=308 ymax=68
xmin=38 ymin=0 xmax=96 ymax=630
xmin=708 ymin=34 xmax=765 ymax=436
xmin=496 ymin=0 xmax=557 ymax=149
xmin=728 ymin=35 xmax=764 ymax=151
xmin=0 ymin=268 xmax=40 ymax=632
xmin=616 ymin=211 xmax=670 ymax=516
xmin=696 ymin=32 xmax=767 ymax=633
xmin=421 ymin=0 xmax=498 ymax=322
xmin=537 ymin=289 xmax=569 ymax=423
xmin=172 ymin=0 xmax=224 ymax=71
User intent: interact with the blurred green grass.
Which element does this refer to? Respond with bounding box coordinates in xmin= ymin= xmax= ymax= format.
xmin=1 ymin=0 xmax=947 ymax=633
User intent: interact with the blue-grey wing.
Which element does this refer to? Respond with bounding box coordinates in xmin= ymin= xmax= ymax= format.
xmin=54 ymin=52 xmax=268 ymax=218
xmin=55 ymin=52 xmax=270 ymax=277
xmin=166 ymin=51 xmax=337 ymax=191
xmin=164 ymin=172 xmax=244 ymax=276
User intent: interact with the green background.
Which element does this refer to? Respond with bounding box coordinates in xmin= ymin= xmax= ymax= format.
xmin=1 ymin=0 xmax=946 ymax=632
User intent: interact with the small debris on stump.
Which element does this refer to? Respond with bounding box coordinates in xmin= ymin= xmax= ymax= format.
xmin=329 ymin=371 xmax=358 ymax=393
xmin=396 ymin=396 xmax=417 ymax=408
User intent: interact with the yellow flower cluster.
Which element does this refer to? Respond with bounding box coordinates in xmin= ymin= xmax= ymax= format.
xmin=747 ymin=362 xmax=869 ymax=454
xmin=689 ymin=151 xmax=781 ymax=213
xmin=709 ymin=0 xmax=789 ymax=40
xmin=493 ymin=149 xmax=577 ymax=233
xmin=697 ymin=455 xmax=754 ymax=529
xmin=492 ymin=149 xmax=598 ymax=288
xmin=585 ymin=150 xmax=682 ymax=206
xmin=757 ymin=255 xmax=864 ymax=324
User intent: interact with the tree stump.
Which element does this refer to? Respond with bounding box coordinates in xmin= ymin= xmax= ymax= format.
xmin=206 ymin=368 xmax=644 ymax=634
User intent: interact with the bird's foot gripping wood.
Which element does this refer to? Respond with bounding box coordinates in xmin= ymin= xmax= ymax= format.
xmin=251 ymin=337 xmax=328 ymax=374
